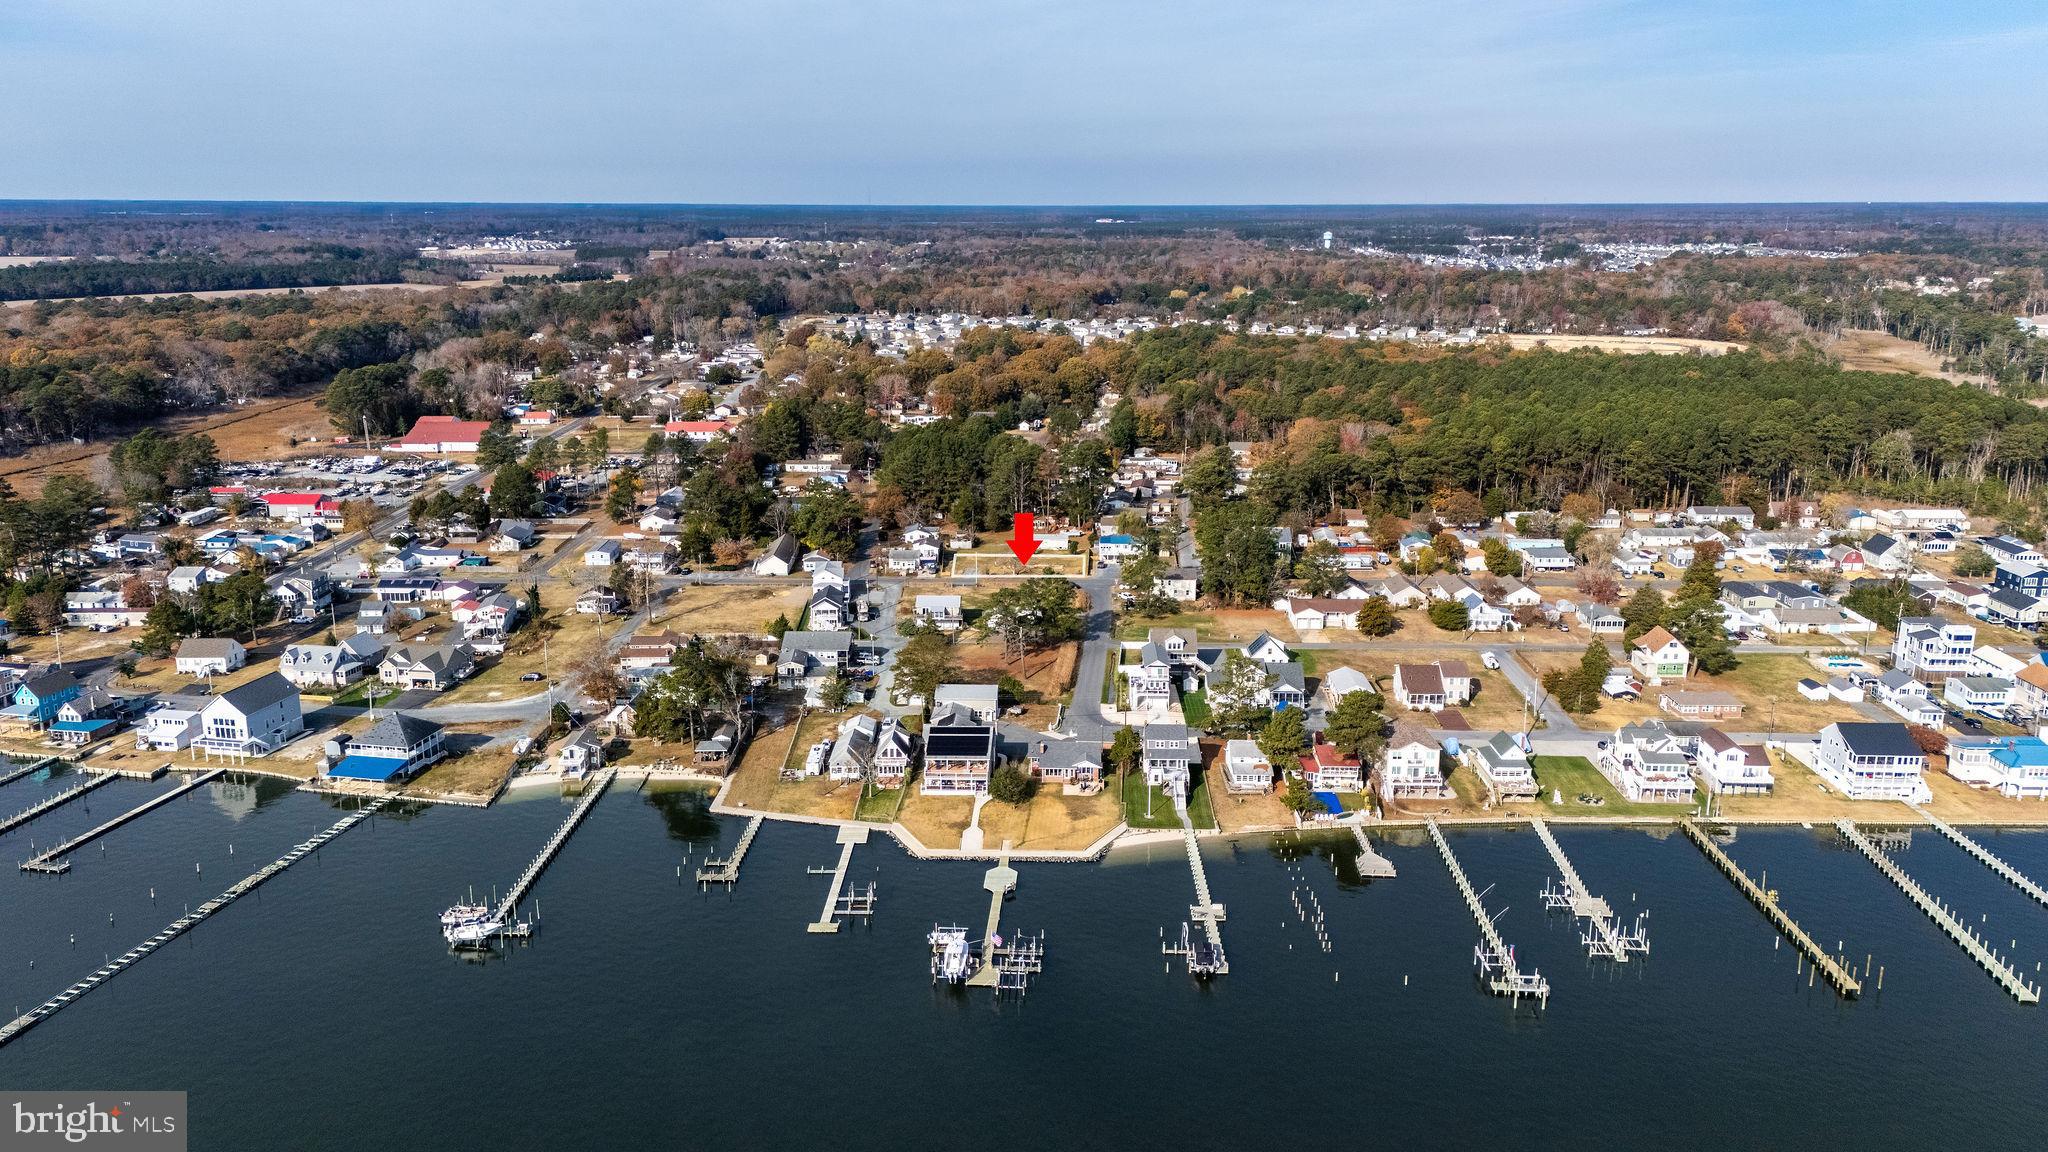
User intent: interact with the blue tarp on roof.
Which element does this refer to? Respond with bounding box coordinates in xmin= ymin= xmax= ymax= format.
xmin=328 ymin=754 xmax=410 ymax=781
xmin=1313 ymin=790 xmax=1345 ymax=815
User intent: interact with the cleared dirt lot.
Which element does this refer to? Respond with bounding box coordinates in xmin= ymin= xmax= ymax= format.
xmin=1830 ymin=328 xmax=1993 ymax=387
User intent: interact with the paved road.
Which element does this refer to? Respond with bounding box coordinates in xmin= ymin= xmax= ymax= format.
xmin=1063 ymin=569 xmax=1119 ymax=742
xmin=1490 ymin=647 xmax=1578 ymax=734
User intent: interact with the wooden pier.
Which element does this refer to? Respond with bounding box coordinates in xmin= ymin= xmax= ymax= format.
xmin=807 ymin=824 xmax=873 ymax=933
xmin=697 ymin=813 xmax=764 ymax=886
xmin=966 ymin=852 xmax=1019 ymax=987
xmin=0 ymin=756 xmax=62 ymax=790
xmin=1426 ymin=819 xmax=1548 ymax=1004
xmin=20 ymin=769 xmax=226 ymax=874
xmin=1350 ymin=825 xmax=1397 ymax=878
xmin=1834 ymin=819 xmax=2040 ymax=1004
xmin=1908 ymin=804 xmax=2048 ymax=910
xmin=1678 ymin=818 xmax=1861 ymax=998
xmin=0 ymin=796 xmax=391 ymax=1050
xmin=1181 ymin=827 xmax=1229 ymax=975
xmin=493 ymin=766 xmax=612 ymax=921
xmin=0 ymin=771 xmax=117 ymax=838
xmin=1531 ymin=818 xmax=1646 ymax=961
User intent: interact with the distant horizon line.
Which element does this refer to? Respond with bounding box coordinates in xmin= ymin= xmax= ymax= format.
xmin=2 ymin=198 xmax=2047 ymax=211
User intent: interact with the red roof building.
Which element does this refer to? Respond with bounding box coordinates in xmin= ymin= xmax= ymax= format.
xmin=393 ymin=415 xmax=491 ymax=453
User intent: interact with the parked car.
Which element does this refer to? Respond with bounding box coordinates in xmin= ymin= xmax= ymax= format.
xmin=1481 ymin=651 xmax=1501 ymax=670
xmin=520 ymin=672 xmax=545 ymax=682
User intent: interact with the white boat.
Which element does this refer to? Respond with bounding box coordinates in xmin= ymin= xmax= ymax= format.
xmin=440 ymin=903 xmax=490 ymax=928
xmin=928 ymin=925 xmax=977 ymax=983
xmin=444 ymin=917 xmax=506 ymax=948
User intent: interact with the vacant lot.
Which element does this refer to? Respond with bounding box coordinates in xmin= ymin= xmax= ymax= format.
xmin=954 ymin=638 xmax=1077 ymax=727
xmin=662 ymin=583 xmax=809 ymax=636
xmin=1323 ymin=649 xmax=1531 ymax=731
xmin=1531 ymin=755 xmax=1686 ymax=819
xmin=1500 ymin=332 xmax=1744 ymax=356
xmin=962 ymin=786 xmax=1122 ymax=852
xmin=1524 ymin=651 xmax=1865 ymax=732
xmin=433 ymin=589 xmax=609 ymax=706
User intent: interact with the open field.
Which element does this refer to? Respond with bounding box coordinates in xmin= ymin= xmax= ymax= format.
xmin=1500 ymin=332 xmax=1744 ymax=356
xmin=660 ymin=582 xmax=808 ymax=636
xmin=1202 ymin=745 xmax=1295 ymax=832
xmin=1115 ymin=608 xmax=1288 ymax=644
xmin=400 ymin=726 xmax=525 ymax=797
xmin=0 ymin=388 xmax=335 ymax=496
xmin=1830 ymin=328 xmax=1992 ymax=387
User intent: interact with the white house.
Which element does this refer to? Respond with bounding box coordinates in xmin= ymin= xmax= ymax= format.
xmin=1378 ymin=722 xmax=1450 ymax=802
xmin=1603 ymin=721 xmax=1698 ymax=804
xmin=1893 ymin=618 xmax=1977 ymax=679
xmin=1629 ymin=626 xmax=1690 ymax=685
xmin=1874 ymin=670 xmax=1945 ymax=727
xmin=1695 ymin=728 xmax=1774 ymax=795
xmin=1222 ymin=739 xmax=1273 ymax=793
xmin=1943 ymin=734 xmax=2048 ymax=799
xmin=174 ymin=638 xmax=246 ymax=678
xmin=1808 ymin=722 xmax=1932 ymax=801
xmin=194 ymin=673 xmax=305 ymax=761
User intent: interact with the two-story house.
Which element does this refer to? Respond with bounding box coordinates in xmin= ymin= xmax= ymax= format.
xmin=1378 ymin=721 xmax=1450 ymax=803
xmin=1629 ymin=627 xmax=1690 ymax=685
xmin=1810 ymin=722 xmax=1932 ymax=801
xmin=195 ymin=673 xmax=305 ymax=761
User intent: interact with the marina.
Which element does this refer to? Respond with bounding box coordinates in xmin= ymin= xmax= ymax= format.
xmin=0 ymin=795 xmax=390 ymax=1050
xmin=1834 ymin=820 xmax=2040 ymax=1004
xmin=19 ymin=769 xmax=227 ymax=875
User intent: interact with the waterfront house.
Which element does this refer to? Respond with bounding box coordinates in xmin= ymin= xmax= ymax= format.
xmin=556 ymin=729 xmax=605 ymax=778
xmin=1695 ymin=728 xmax=1775 ymax=795
xmin=324 ymin=712 xmax=446 ymax=783
xmin=1943 ymin=734 xmax=2048 ymax=799
xmin=1027 ymin=735 xmax=1104 ymax=794
xmin=50 ymin=689 xmax=122 ymax=746
xmin=1223 ymin=739 xmax=1273 ymax=792
xmin=135 ymin=700 xmax=203 ymax=751
xmin=921 ymin=702 xmax=997 ymax=795
xmin=1602 ymin=721 xmax=1699 ymax=803
xmin=5 ymin=670 xmax=81 ymax=730
xmin=1298 ymin=740 xmax=1364 ymax=793
xmin=1629 ymin=627 xmax=1689 ymax=684
xmin=1379 ymin=721 xmax=1450 ymax=803
xmin=1809 ymin=722 xmax=1931 ymax=802
xmin=195 ymin=673 xmax=305 ymax=761
xmin=1142 ymin=723 xmax=1197 ymax=801
xmin=1464 ymin=732 xmax=1538 ymax=800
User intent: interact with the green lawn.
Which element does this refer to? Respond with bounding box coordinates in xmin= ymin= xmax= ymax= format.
xmin=1179 ymin=690 xmax=1211 ymax=728
xmin=855 ymin=784 xmax=904 ymax=823
xmin=1295 ymin=650 xmax=1322 ymax=677
xmin=330 ymin=678 xmax=397 ymax=708
xmin=1121 ymin=769 xmax=1217 ymax=830
xmin=1531 ymin=755 xmax=1689 ymax=818
xmin=1101 ymin=650 xmax=1119 ymax=704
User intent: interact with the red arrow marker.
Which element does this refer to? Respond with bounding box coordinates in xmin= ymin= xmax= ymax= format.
xmin=1007 ymin=512 xmax=1043 ymax=564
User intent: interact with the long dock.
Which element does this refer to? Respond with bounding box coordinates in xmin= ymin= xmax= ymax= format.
xmin=0 ymin=756 xmax=61 ymax=790
xmin=966 ymin=852 xmax=1019 ymax=988
xmin=0 ymin=796 xmax=390 ymax=1050
xmin=807 ymin=824 xmax=872 ymax=933
xmin=1426 ymin=819 xmax=1548 ymax=1004
xmin=1834 ymin=819 xmax=2040 ymax=1004
xmin=0 ymin=771 xmax=116 ymax=838
xmin=1908 ymin=804 xmax=2048 ymax=910
xmin=19 ymin=769 xmax=226 ymax=874
xmin=1680 ymin=818 xmax=1861 ymax=998
xmin=1350 ymin=825 xmax=1397 ymax=878
xmin=1182 ymin=827 xmax=1228 ymax=974
xmin=493 ymin=766 xmax=612 ymax=921
xmin=1531 ymin=818 xmax=1645 ymax=961
xmin=697 ymin=813 xmax=764 ymax=886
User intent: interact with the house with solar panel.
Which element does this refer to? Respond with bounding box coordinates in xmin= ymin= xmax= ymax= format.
xmin=322 ymin=712 xmax=447 ymax=783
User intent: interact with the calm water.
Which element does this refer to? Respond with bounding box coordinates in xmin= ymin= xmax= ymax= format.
xmin=3 ymin=768 xmax=2048 ymax=1150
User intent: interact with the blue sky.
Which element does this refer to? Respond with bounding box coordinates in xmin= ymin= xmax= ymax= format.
xmin=2 ymin=0 xmax=2043 ymax=203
